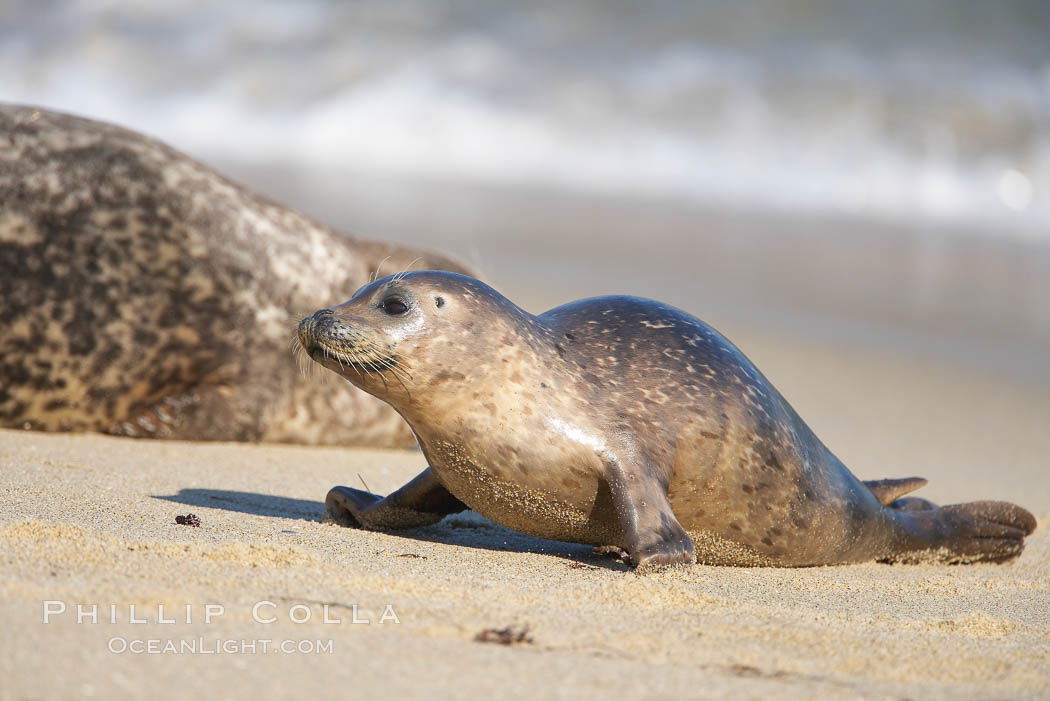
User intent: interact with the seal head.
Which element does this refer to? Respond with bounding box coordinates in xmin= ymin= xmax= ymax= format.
xmin=298 ymin=272 xmax=537 ymax=404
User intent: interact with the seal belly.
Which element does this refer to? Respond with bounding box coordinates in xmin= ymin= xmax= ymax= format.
xmin=424 ymin=438 xmax=622 ymax=546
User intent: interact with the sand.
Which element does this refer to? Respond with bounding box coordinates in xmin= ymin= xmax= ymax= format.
xmin=2 ymin=327 xmax=1048 ymax=700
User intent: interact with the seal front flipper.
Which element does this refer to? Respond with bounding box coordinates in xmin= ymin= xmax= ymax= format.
xmin=324 ymin=467 xmax=467 ymax=529
xmin=604 ymin=452 xmax=697 ymax=569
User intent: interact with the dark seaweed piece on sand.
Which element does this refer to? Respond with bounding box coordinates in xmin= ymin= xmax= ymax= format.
xmin=474 ymin=625 xmax=532 ymax=646
xmin=175 ymin=513 xmax=201 ymax=527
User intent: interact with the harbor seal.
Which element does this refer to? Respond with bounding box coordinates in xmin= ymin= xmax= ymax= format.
xmin=298 ymin=271 xmax=1037 ymax=567
xmin=0 ymin=104 xmax=470 ymax=447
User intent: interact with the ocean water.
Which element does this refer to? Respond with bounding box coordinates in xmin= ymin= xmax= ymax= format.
xmin=2 ymin=0 xmax=1048 ymax=238
xmin=3 ymin=1 xmax=1050 ymax=385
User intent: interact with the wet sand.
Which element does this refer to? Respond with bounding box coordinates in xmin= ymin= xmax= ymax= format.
xmin=2 ymin=323 xmax=1048 ymax=699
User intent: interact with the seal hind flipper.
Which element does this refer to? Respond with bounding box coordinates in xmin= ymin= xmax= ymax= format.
xmin=887 ymin=500 xmax=1037 ymax=564
xmin=887 ymin=496 xmax=939 ymax=512
xmin=325 ymin=467 xmax=467 ymax=529
xmin=863 ymin=477 xmax=928 ymax=506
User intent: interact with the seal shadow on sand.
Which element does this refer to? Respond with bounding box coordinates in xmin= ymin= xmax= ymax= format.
xmin=151 ymin=489 xmax=615 ymax=569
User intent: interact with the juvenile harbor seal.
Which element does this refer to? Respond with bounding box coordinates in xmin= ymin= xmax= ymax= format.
xmin=298 ymin=271 xmax=1037 ymax=568
xmin=0 ymin=104 xmax=470 ymax=447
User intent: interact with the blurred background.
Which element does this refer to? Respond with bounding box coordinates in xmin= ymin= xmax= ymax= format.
xmin=2 ymin=0 xmax=1048 ymax=414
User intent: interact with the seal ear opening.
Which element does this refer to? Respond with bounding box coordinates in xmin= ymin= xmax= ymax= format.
xmin=435 ymin=296 xmax=445 ymax=308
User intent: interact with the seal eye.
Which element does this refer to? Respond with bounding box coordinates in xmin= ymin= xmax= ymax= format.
xmin=381 ymin=297 xmax=409 ymax=315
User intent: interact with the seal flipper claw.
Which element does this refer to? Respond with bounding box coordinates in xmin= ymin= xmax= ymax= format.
xmin=325 ymin=467 xmax=467 ymax=530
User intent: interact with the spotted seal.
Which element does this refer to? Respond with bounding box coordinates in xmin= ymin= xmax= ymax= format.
xmin=0 ymin=104 xmax=470 ymax=446
xmin=298 ymin=271 xmax=1036 ymax=567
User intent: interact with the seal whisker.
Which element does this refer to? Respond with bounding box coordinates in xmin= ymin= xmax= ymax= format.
xmin=290 ymin=335 xmax=310 ymax=377
xmin=376 ymin=358 xmax=412 ymax=384
xmin=338 ymin=348 xmax=364 ymax=377
xmin=349 ymin=332 xmax=413 ymax=382
xmin=377 ymin=355 xmax=411 ymax=379
xmin=388 ymin=363 xmax=413 ymax=397
xmin=387 ymin=369 xmax=411 ymax=397
xmin=353 ymin=340 xmax=412 ymax=383
xmin=292 ymin=342 xmax=307 ymax=377
xmin=391 ymin=257 xmax=424 ymax=284
xmin=351 ymin=348 xmax=375 ymax=379
xmin=372 ymin=256 xmax=392 ymax=284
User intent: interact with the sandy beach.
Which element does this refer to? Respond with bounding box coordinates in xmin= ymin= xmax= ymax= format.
xmin=4 ymin=4 xmax=1050 ymax=698
xmin=3 ymin=324 xmax=1048 ymax=700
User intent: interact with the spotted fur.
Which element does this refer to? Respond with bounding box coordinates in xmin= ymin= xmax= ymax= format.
xmin=0 ymin=104 xmax=471 ymax=446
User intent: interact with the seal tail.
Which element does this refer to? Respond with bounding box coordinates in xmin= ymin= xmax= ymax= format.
xmin=863 ymin=477 xmax=928 ymax=506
